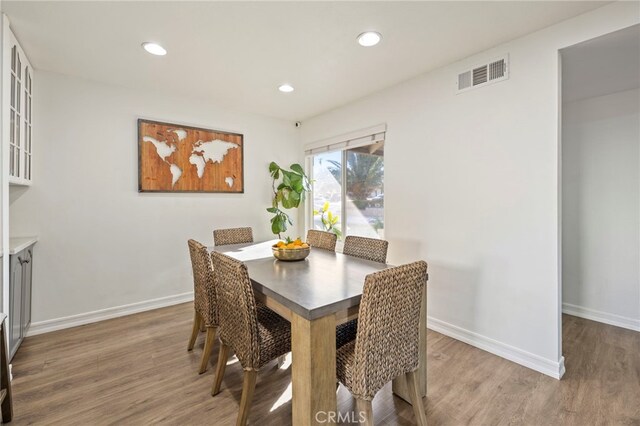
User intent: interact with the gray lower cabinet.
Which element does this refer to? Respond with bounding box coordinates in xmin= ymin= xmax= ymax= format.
xmin=9 ymin=245 xmax=34 ymax=359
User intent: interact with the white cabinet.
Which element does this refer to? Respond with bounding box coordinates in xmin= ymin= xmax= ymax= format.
xmin=3 ymin=18 xmax=33 ymax=186
xmin=1 ymin=17 xmax=37 ymax=362
xmin=8 ymin=239 xmax=35 ymax=359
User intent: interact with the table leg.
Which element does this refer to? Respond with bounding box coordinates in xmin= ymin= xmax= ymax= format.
xmin=292 ymin=313 xmax=337 ymax=425
xmin=392 ymin=284 xmax=427 ymax=403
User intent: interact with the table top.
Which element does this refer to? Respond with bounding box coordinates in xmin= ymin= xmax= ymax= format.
xmin=212 ymin=240 xmax=389 ymax=320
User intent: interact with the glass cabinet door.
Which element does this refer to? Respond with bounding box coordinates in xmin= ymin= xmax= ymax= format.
xmin=5 ymin=28 xmax=33 ymax=185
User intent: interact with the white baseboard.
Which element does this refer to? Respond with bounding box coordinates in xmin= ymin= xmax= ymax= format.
xmin=562 ymin=303 xmax=640 ymax=332
xmin=427 ymin=316 xmax=565 ymax=380
xmin=26 ymin=292 xmax=194 ymax=337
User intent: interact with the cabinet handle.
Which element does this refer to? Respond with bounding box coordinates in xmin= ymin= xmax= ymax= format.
xmin=18 ymin=257 xmax=30 ymax=265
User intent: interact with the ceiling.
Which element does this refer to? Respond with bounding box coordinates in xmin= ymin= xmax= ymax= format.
xmin=562 ymin=24 xmax=640 ymax=103
xmin=3 ymin=1 xmax=610 ymax=121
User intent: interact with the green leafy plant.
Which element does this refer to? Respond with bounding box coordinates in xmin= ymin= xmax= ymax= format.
xmin=314 ymin=201 xmax=343 ymax=238
xmin=266 ymin=162 xmax=311 ymax=237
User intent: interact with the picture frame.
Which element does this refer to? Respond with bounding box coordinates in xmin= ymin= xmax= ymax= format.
xmin=138 ymin=119 xmax=244 ymax=193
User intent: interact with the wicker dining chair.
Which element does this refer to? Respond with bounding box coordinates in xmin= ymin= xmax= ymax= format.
xmin=336 ymin=261 xmax=429 ymax=426
xmin=212 ymin=226 xmax=289 ymax=366
xmin=306 ymin=229 xmax=337 ymax=251
xmin=187 ymin=239 xmax=219 ymax=374
xmin=343 ymin=235 xmax=389 ymax=264
xmin=213 ymin=227 xmax=254 ymax=246
xmin=210 ymin=251 xmax=291 ymax=426
xmin=335 ymin=236 xmax=390 ymax=349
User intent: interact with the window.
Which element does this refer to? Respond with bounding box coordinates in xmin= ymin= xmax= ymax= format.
xmin=311 ymin=151 xmax=343 ymax=235
xmin=307 ymin=134 xmax=384 ymax=240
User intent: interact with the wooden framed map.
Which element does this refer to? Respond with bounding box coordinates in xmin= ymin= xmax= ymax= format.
xmin=138 ymin=119 xmax=243 ymax=193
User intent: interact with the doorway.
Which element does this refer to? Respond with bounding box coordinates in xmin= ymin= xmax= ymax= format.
xmin=560 ymin=25 xmax=640 ymax=360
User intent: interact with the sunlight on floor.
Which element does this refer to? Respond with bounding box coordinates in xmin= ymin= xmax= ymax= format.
xmin=270 ymin=382 xmax=292 ymax=412
xmin=270 ymin=354 xmax=293 ymax=412
xmin=278 ymin=353 xmax=292 ymax=370
xmin=226 ymin=355 xmax=239 ymax=366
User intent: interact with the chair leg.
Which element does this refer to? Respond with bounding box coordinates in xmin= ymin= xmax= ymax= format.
xmin=0 ymin=319 xmax=13 ymax=423
xmin=406 ymin=370 xmax=428 ymax=426
xmin=187 ymin=311 xmax=202 ymax=351
xmin=356 ymin=398 xmax=373 ymax=426
xmin=276 ymin=354 xmax=286 ymax=368
xmin=200 ymin=322 xmax=206 ymax=333
xmin=211 ymin=343 xmax=230 ymax=396
xmin=236 ymin=370 xmax=258 ymax=426
xmin=199 ymin=327 xmax=217 ymax=374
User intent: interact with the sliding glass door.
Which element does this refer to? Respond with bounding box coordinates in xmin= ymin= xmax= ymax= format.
xmin=309 ymin=141 xmax=384 ymax=240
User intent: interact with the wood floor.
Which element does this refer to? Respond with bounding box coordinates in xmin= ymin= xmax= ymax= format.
xmin=8 ymin=303 xmax=640 ymax=425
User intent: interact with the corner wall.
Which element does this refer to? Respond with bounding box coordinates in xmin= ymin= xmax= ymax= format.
xmin=10 ymin=71 xmax=300 ymax=331
xmin=299 ymin=2 xmax=639 ymax=378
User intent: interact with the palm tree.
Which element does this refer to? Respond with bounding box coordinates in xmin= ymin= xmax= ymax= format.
xmin=328 ymin=152 xmax=383 ymax=203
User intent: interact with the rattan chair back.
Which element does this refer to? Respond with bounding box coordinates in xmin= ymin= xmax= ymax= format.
xmin=343 ymin=236 xmax=389 ymax=263
xmin=213 ymin=227 xmax=254 ymax=246
xmin=306 ymin=229 xmax=337 ymax=251
xmin=187 ymin=239 xmax=217 ymax=327
xmin=211 ymin=251 xmax=261 ymax=370
xmin=351 ymin=261 xmax=428 ymax=399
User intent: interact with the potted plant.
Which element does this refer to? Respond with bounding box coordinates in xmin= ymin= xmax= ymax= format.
xmin=266 ymin=162 xmax=311 ymax=238
xmin=314 ymin=201 xmax=342 ymax=238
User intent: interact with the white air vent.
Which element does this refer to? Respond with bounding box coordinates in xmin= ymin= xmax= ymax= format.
xmin=457 ymin=55 xmax=509 ymax=93
xmin=458 ymin=71 xmax=471 ymax=90
xmin=489 ymin=58 xmax=506 ymax=80
xmin=473 ymin=65 xmax=488 ymax=85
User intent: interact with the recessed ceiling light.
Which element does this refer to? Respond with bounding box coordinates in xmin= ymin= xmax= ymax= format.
xmin=278 ymin=84 xmax=294 ymax=93
xmin=142 ymin=42 xmax=167 ymax=56
xmin=357 ymin=31 xmax=382 ymax=47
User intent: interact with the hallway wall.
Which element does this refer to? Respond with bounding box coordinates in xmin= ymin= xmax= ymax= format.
xmin=562 ymin=88 xmax=640 ymax=331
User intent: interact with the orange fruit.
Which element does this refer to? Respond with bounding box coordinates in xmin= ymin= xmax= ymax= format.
xmin=301 ymin=243 xmax=309 ymax=248
xmin=286 ymin=243 xmax=296 ymax=249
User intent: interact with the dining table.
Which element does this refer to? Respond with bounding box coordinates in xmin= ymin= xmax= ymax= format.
xmin=212 ymin=240 xmax=427 ymax=426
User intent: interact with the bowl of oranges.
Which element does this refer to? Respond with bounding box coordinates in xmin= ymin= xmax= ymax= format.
xmin=272 ymin=237 xmax=310 ymax=261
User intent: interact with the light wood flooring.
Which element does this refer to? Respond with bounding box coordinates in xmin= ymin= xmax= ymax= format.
xmin=8 ymin=303 xmax=640 ymax=425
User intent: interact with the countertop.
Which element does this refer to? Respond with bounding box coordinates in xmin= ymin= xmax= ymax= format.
xmin=9 ymin=237 xmax=38 ymax=255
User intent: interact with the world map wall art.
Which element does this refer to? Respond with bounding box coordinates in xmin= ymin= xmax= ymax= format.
xmin=138 ymin=119 xmax=243 ymax=193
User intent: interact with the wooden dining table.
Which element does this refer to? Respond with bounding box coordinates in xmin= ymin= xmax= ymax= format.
xmin=212 ymin=240 xmax=427 ymax=426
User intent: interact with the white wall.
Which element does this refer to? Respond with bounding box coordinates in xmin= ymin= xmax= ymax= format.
xmin=299 ymin=2 xmax=639 ymax=378
xmin=9 ymin=71 xmax=300 ymax=326
xmin=562 ymin=89 xmax=640 ymax=330
xmin=0 ymin=9 xmax=5 ymax=312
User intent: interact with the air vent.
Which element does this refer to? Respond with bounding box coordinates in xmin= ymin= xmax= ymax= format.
xmin=489 ymin=58 xmax=506 ymax=80
xmin=458 ymin=71 xmax=471 ymax=90
xmin=457 ymin=55 xmax=509 ymax=93
xmin=473 ymin=65 xmax=487 ymax=85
